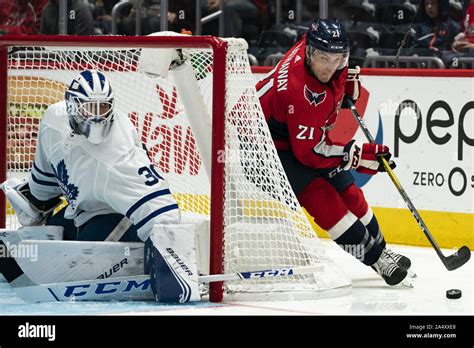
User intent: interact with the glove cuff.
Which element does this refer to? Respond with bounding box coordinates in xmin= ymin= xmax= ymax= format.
xmin=342 ymin=140 xmax=361 ymax=171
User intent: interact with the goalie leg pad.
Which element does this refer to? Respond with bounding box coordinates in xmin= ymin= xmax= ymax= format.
xmin=0 ymin=226 xmax=63 ymax=245
xmin=145 ymin=223 xmax=200 ymax=303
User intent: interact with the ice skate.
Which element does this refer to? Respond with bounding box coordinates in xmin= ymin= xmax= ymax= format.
xmin=372 ymin=249 xmax=411 ymax=287
xmin=384 ymin=248 xmax=417 ymax=278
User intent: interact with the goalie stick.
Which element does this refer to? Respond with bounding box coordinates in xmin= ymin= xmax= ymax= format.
xmin=7 ymin=267 xmax=324 ymax=302
xmin=0 ymin=248 xmax=324 ymax=302
xmin=345 ymin=97 xmax=471 ymax=271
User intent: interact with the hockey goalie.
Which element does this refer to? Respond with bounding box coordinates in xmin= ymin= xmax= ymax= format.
xmin=1 ymin=68 xmax=201 ymax=303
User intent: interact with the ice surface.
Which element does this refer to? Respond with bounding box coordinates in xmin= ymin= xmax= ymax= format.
xmin=0 ymin=242 xmax=471 ymax=315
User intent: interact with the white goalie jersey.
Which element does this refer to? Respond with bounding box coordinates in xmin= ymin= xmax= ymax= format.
xmin=28 ymin=101 xmax=180 ymax=241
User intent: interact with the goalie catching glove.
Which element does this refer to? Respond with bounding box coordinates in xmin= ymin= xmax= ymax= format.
xmin=341 ymin=140 xmax=396 ymax=175
xmin=1 ymin=178 xmax=62 ymax=226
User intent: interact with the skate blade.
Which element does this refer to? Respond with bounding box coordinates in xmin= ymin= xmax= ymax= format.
xmin=407 ymin=267 xmax=417 ymax=278
xmin=401 ymin=278 xmax=414 ymax=288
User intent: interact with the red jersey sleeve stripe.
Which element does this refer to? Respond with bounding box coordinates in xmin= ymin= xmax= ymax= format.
xmin=257 ymin=78 xmax=274 ymax=98
xmin=312 ymin=131 xmax=345 ymax=158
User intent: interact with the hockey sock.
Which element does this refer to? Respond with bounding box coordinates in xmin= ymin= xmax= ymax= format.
xmin=340 ymin=185 xmax=387 ymax=250
xmin=331 ymin=213 xmax=384 ymax=266
xmin=359 ymin=208 xmax=386 ymax=250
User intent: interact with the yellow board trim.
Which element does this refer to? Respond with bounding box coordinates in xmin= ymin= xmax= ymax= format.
xmin=306 ymin=207 xmax=473 ymax=249
xmin=7 ymin=199 xmax=472 ymax=249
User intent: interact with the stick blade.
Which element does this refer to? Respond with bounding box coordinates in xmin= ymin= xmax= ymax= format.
xmin=444 ymin=246 xmax=471 ymax=271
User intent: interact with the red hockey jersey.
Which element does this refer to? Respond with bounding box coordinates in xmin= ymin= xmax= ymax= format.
xmin=256 ymin=36 xmax=350 ymax=169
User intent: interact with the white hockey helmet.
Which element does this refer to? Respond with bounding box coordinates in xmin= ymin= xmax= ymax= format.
xmin=65 ymin=70 xmax=114 ymax=144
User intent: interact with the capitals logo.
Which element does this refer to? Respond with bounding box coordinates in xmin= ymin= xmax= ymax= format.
xmin=52 ymin=160 xmax=79 ymax=208
xmin=304 ymin=85 xmax=326 ymax=107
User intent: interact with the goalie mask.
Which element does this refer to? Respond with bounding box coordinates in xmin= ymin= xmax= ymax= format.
xmin=65 ymin=70 xmax=114 ymax=144
xmin=305 ymin=19 xmax=350 ymax=82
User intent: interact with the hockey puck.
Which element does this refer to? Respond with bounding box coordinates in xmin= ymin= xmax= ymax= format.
xmin=446 ymin=289 xmax=462 ymax=299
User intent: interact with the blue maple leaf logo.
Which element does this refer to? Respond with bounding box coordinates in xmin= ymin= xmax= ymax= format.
xmin=66 ymin=182 xmax=79 ymax=202
xmin=53 ymin=160 xmax=79 ymax=208
xmin=56 ymin=160 xmax=69 ymax=185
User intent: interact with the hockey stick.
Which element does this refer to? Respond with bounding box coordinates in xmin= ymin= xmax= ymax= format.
xmin=197 ymin=265 xmax=323 ymax=283
xmin=6 ymin=266 xmax=324 ymax=302
xmin=0 ymin=234 xmax=324 ymax=285
xmin=344 ymin=97 xmax=471 ymax=271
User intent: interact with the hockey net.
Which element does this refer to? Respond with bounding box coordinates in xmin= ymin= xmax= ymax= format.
xmin=0 ymin=34 xmax=350 ymax=301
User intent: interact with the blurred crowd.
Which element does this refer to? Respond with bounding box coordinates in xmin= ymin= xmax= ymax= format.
xmin=1 ymin=0 xmax=473 ymax=68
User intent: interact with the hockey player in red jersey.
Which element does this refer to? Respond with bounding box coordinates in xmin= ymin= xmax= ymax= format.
xmin=256 ymin=19 xmax=412 ymax=286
